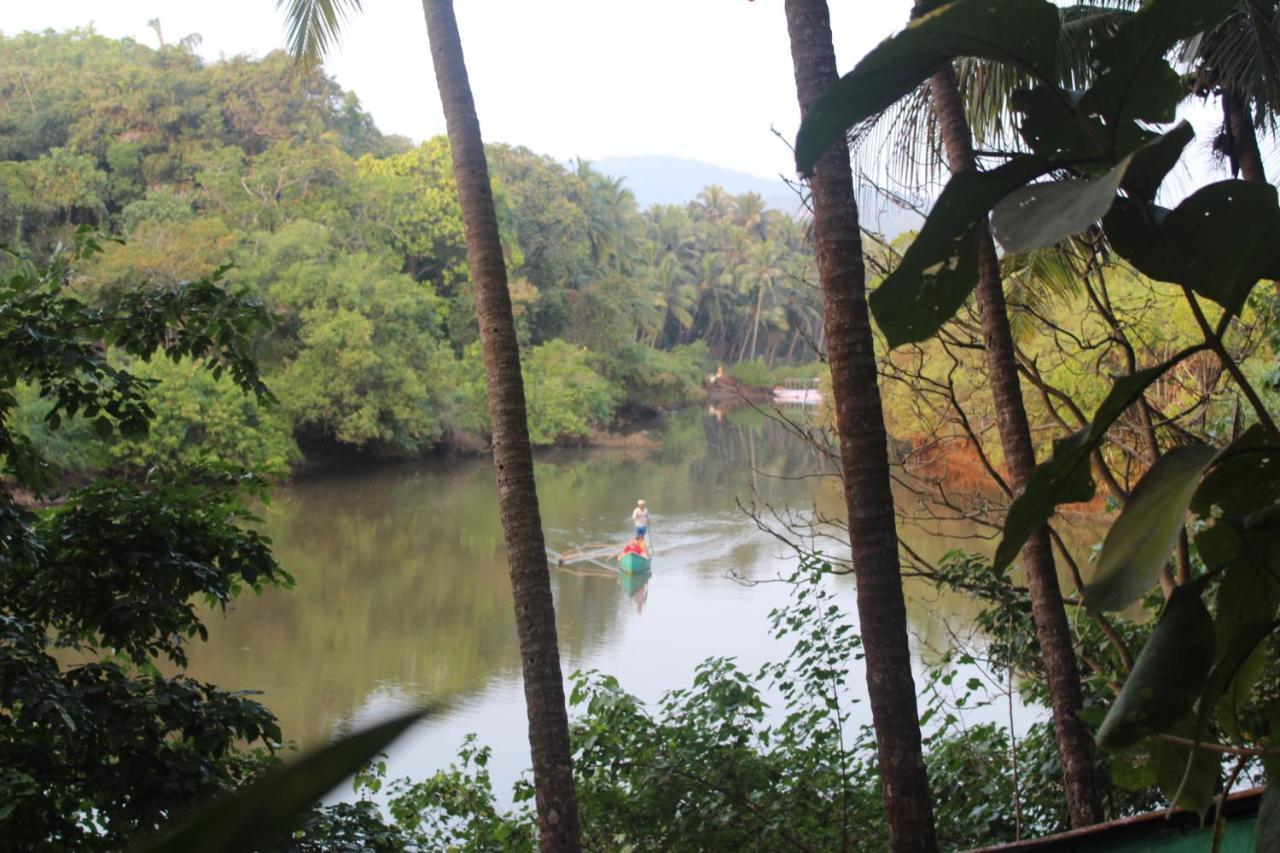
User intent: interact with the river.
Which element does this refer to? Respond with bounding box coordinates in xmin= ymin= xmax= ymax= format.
xmin=185 ymin=406 xmax=1092 ymax=795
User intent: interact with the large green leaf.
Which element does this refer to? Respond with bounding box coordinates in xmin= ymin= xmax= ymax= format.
xmin=1110 ymin=731 xmax=1218 ymax=817
xmin=870 ymin=227 xmax=981 ymax=348
xmin=870 ymin=155 xmax=1050 ymax=347
xmin=1084 ymin=445 xmax=1219 ymax=612
xmin=1187 ymin=509 xmax=1280 ymax=756
xmin=1096 ymin=586 xmax=1214 ymax=750
xmin=1105 ymin=181 xmax=1280 ymax=316
xmin=1191 ymin=426 xmax=1280 ymax=519
xmin=1012 ymin=87 xmax=1109 ymax=160
xmin=1153 ymin=730 xmax=1219 ymax=819
xmin=794 ymin=0 xmax=1061 ymax=174
xmin=993 ymin=348 xmax=1201 ymax=572
xmin=992 ymin=121 xmax=1195 ymax=255
xmin=1084 ymin=0 xmax=1238 ymax=129
xmin=135 ymin=709 xmax=429 ymax=853
xmin=1120 ymin=121 xmax=1194 ymax=203
xmin=991 ymin=161 xmax=1129 ymax=254
xmin=1259 ymin=785 xmax=1280 ymax=852
xmin=1103 ymin=197 xmax=1176 ymax=281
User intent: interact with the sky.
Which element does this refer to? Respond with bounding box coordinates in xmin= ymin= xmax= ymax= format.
xmin=3 ymin=0 xmax=907 ymax=180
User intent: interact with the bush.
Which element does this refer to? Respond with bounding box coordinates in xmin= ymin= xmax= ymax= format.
xmin=599 ymin=341 xmax=710 ymax=411
xmin=11 ymin=383 xmax=111 ymax=476
xmin=270 ymin=251 xmax=456 ymax=451
xmin=447 ymin=338 xmax=621 ymax=445
xmin=726 ymin=356 xmax=821 ymax=388
xmin=108 ymin=356 xmax=299 ymax=477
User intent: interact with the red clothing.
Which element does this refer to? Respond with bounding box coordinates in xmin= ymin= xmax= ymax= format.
xmin=621 ymin=541 xmax=647 ymax=557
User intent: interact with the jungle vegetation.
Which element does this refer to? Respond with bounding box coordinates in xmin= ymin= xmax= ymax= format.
xmin=5 ymin=0 xmax=1280 ymax=850
xmin=0 ymin=28 xmax=824 ymax=479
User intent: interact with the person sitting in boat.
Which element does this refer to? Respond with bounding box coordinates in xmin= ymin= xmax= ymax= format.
xmin=616 ymin=534 xmax=649 ymax=562
xmin=632 ymin=499 xmax=649 ymax=539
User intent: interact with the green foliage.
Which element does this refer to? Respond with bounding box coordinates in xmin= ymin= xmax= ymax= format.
xmin=726 ymin=356 xmax=821 ymax=389
xmin=268 ymin=247 xmax=455 ymax=450
xmin=383 ymin=735 xmax=536 ymax=850
xmin=1096 ymin=587 xmax=1215 ymax=749
xmin=1085 ymin=445 xmax=1220 ymax=612
xmin=110 ymin=356 xmax=299 ymax=476
xmin=0 ymin=242 xmax=281 ymax=848
xmin=793 ymin=0 xmax=1061 ymax=174
xmin=0 ymin=238 xmax=399 ymax=850
xmin=139 ymin=710 xmax=427 ymax=853
xmin=598 ymin=341 xmax=710 ymax=410
xmin=815 ymin=0 xmax=1280 ymax=824
xmin=449 ymin=340 xmax=621 ymax=445
xmin=993 ymin=348 xmax=1203 ymax=573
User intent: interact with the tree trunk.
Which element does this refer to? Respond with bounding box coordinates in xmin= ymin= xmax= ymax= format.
xmin=1223 ymin=89 xmax=1266 ymax=183
xmin=784 ymin=2 xmax=938 ymax=850
xmin=748 ymin=283 xmax=765 ymax=360
xmin=785 ymin=329 xmax=801 ymax=362
xmin=421 ymin=2 xmax=582 ymax=849
xmin=924 ymin=60 xmax=1104 ymax=828
xmin=1221 ymin=89 xmax=1277 ymax=297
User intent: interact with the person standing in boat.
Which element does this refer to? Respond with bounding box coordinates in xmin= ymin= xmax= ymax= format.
xmin=632 ymin=499 xmax=649 ymax=542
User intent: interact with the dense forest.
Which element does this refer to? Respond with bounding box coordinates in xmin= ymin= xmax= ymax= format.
xmin=0 ymin=28 xmax=824 ymax=476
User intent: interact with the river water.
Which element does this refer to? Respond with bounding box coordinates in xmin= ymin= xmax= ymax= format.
xmin=185 ymin=407 xmax=1087 ymax=794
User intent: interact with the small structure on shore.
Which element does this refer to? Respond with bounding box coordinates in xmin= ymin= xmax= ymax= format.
xmin=772 ymin=377 xmax=822 ymax=405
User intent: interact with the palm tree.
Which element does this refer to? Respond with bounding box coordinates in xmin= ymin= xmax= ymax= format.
xmin=693 ymin=184 xmax=734 ymax=225
xmin=277 ymin=2 xmax=582 ymax=848
xmin=735 ymin=240 xmax=787 ymax=361
xmin=783 ymin=1 xmax=938 ymax=850
xmin=923 ymin=58 xmax=1106 ymax=828
xmin=1182 ymin=1 xmax=1280 ymax=194
xmin=422 ymin=5 xmax=583 ymax=846
xmin=733 ymin=191 xmax=770 ymax=240
xmin=575 ymin=161 xmax=641 ymax=274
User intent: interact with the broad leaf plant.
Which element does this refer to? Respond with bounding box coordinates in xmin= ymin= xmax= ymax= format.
xmin=798 ymin=0 xmax=1280 ymax=841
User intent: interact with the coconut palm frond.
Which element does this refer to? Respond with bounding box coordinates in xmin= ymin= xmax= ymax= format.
xmin=1059 ymin=3 xmax=1138 ymax=89
xmin=850 ymin=79 xmax=945 ymax=192
xmin=1002 ymin=244 xmax=1088 ymax=342
xmin=957 ymin=56 xmax=1030 ymax=151
xmin=851 ymin=2 xmax=1140 ymax=190
xmin=277 ymin=0 xmax=363 ymax=66
xmin=1189 ymin=1 xmax=1280 ymax=133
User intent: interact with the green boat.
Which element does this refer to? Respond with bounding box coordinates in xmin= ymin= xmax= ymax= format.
xmin=618 ymin=552 xmax=651 ymax=574
xmin=618 ymin=568 xmax=651 ymax=596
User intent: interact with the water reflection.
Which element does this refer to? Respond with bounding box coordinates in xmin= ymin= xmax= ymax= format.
xmin=185 ymin=407 xmax=1103 ymax=792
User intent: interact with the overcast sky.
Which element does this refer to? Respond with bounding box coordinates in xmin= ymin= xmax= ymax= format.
xmin=4 ymin=1 xmax=910 ymax=179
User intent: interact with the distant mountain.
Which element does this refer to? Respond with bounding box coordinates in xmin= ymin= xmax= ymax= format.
xmin=593 ymin=154 xmax=920 ymax=237
xmin=593 ymin=155 xmax=801 ymax=213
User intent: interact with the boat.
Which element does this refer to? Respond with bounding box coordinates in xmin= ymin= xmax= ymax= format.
xmin=618 ymin=567 xmax=651 ymax=596
xmin=618 ymin=551 xmax=652 ymax=574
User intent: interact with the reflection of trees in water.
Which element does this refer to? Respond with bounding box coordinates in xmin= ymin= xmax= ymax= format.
xmin=188 ymin=410 xmax=814 ymax=747
xmin=187 ymin=407 xmax=1070 ymax=749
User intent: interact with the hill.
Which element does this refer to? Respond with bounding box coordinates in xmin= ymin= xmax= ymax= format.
xmin=594 ymin=154 xmax=920 ymax=236
xmin=594 ymin=155 xmax=802 ymax=213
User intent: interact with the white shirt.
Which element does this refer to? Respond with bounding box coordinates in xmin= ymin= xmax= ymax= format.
xmin=633 ymin=507 xmax=649 ymax=527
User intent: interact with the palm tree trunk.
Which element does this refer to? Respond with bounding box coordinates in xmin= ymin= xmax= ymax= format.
xmin=1223 ymin=89 xmax=1266 ymax=183
xmin=784 ymin=2 xmax=938 ymax=850
xmin=1221 ymin=90 xmax=1277 ymax=297
xmin=925 ymin=60 xmax=1104 ymax=828
xmin=421 ymin=2 xmax=581 ymax=849
xmin=748 ymin=283 xmax=765 ymax=360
